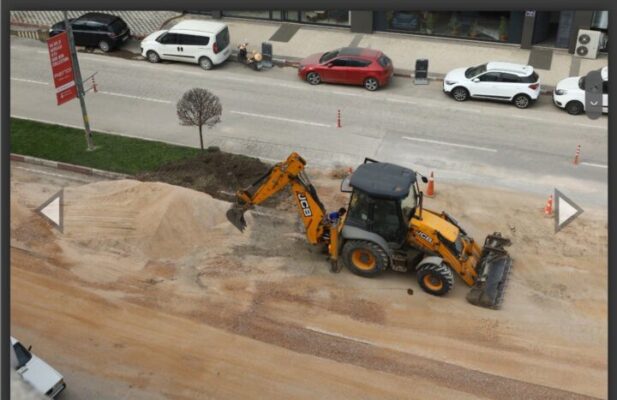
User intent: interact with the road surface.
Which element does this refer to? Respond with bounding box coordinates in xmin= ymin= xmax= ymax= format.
xmin=10 ymin=37 xmax=608 ymax=207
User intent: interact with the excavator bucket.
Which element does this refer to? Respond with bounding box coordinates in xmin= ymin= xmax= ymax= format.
xmin=226 ymin=205 xmax=247 ymax=232
xmin=466 ymin=233 xmax=513 ymax=309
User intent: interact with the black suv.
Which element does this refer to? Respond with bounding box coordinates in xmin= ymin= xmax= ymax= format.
xmin=49 ymin=13 xmax=130 ymax=52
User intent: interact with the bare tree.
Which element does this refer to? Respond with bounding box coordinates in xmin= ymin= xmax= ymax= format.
xmin=176 ymin=88 xmax=222 ymax=151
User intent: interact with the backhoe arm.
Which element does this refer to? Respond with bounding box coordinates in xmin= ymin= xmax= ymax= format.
xmin=226 ymin=152 xmax=329 ymax=244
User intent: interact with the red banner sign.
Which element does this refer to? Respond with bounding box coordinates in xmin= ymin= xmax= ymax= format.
xmin=47 ymin=31 xmax=78 ymax=105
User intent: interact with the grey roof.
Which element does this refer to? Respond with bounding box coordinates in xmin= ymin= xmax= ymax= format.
xmin=349 ymin=162 xmax=416 ymax=199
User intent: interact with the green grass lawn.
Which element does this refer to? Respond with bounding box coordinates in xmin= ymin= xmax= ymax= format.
xmin=10 ymin=118 xmax=202 ymax=175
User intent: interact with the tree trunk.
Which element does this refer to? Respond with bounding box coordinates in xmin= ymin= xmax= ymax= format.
xmin=198 ymin=125 xmax=204 ymax=151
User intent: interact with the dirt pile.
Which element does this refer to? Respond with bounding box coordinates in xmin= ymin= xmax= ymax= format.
xmin=60 ymin=180 xmax=255 ymax=260
xmin=136 ymin=149 xmax=271 ymax=201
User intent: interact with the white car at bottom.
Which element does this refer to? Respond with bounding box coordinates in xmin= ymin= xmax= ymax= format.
xmin=11 ymin=337 xmax=66 ymax=398
xmin=443 ymin=62 xmax=541 ymax=109
xmin=553 ymin=66 xmax=608 ymax=115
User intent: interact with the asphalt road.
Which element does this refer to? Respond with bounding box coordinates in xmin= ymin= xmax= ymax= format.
xmin=10 ymin=38 xmax=608 ymax=207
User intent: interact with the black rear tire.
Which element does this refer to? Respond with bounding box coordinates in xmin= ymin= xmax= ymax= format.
xmin=342 ymin=240 xmax=388 ymax=278
xmin=513 ymin=94 xmax=531 ymax=109
xmin=417 ymin=262 xmax=454 ymax=296
xmin=566 ymin=101 xmax=584 ymax=115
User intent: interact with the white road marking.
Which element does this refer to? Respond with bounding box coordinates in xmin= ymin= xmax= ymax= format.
xmin=401 ymin=136 xmax=498 ymax=153
xmin=304 ymin=326 xmax=376 ymax=346
xmin=98 ymin=91 xmax=173 ymax=104
xmin=11 ymin=43 xmax=608 ymax=131
xmin=230 ymin=110 xmax=332 ymax=128
xmin=581 ymin=162 xmax=608 ymax=169
xmin=11 ymin=77 xmax=48 ymax=85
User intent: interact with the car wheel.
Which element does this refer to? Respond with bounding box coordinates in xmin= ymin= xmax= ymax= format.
xmin=306 ymin=72 xmax=321 ymax=85
xmin=452 ymin=87 xmax=469 ymax=101
xmin=565 ymin=101 xmax=584 ymax=115
xmin=146 ymin=51 xmax=160 ymax=63
xmin=364 ymin=77 xmax=379 ymax=91
xmin=98 ymin=40 xmax=111 ymax=53
xmin=513 ymin=94 xmax=531 ymax=109
xmin=199 ymin=57 xmax=213 ymax=71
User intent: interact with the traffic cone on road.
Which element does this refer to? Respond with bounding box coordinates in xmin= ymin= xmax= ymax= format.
xmin=573 ymin=144 xmax=581 ymax=165
xmin=544 ymin=194 xmax=553 ymax=217
xmin=425 ymin=171 xmax=435 ymax=198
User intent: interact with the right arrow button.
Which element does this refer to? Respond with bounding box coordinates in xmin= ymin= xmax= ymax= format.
xmin=554 ymin=189 xmax=584 ymax=233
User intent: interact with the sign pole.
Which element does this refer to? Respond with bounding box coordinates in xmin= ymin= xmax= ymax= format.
xmin=63 ymin=11 xmax=94 ymax=150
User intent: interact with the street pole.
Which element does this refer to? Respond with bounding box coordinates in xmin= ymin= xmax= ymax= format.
xmin=63 ymin=11 xmax=94 ymax=150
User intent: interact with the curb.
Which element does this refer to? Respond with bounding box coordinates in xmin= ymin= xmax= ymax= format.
xmin=10 ymin=153 xmax=131 ymax=180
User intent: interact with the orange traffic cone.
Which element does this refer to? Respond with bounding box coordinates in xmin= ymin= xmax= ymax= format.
xmin=573 ymin=144 xmax=581 ymax=165
xmin=544 ymin=194 xmax=553 ymax=217
xmin=425 ymin=171 xmax=435 ymax=198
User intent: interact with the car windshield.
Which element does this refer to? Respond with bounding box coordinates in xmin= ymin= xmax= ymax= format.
xmin=401 ymin=185 xmax=418 ymax=221
xmin=320 ymin=49 xmax=340 ymax=63
xmin=465 ymin=64 xmax=487 ymax=78
xmin=578 ymin=76 xmax=586 ymax=90
xmin=13 ymin=342 xmax=32 ymax=369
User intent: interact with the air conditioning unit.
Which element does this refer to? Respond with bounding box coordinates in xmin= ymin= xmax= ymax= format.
xmin=575 ymin=29 xmax=602 ymax=59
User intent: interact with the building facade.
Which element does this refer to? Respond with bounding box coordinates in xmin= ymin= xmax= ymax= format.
xmin=198 ymin=10 xmax=608 ymax=54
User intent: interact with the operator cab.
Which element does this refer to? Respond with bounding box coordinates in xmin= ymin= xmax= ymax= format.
xmin=341 ymin=160 xmax=422 ymax=244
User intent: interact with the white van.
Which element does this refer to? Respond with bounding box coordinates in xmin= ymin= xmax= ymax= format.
xmin=11 ymin=337 xmax=66 ymax=398
xmin=140 ymin=20 xmax=231 ymax=70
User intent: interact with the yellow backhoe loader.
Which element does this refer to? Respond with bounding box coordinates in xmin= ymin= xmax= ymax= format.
xmin=226 ymin=152 xmax=512 ymax=309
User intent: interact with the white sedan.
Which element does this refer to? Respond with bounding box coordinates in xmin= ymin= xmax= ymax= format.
xmin=443 ymin=62 xmax=541 ymax=109
xmin=553 ymin=66 xmax=608 ymax=115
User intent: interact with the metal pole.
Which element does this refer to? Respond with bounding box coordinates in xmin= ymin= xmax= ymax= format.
xmin=63 ymin=11 xmax=94 ymax=150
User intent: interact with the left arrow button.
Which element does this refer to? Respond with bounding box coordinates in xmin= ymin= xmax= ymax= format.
xmin=36 ymin=189 xmax=64 ymax=232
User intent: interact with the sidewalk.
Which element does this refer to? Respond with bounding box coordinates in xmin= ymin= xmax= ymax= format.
xmin=10 ymin=10 xmax=180 ymax=39
xmin=11 ymin=11 xmax=608 ymax=87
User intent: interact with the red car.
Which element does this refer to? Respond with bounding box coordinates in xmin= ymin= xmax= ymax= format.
xmin=298 ymin=47 xmax=394 ymax=91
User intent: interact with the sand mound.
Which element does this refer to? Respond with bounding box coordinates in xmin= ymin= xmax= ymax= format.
xmin=63 ymin=180 xmax=251 ymax=259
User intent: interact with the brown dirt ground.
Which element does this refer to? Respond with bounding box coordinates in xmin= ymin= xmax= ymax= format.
xmin=10 ymin=163 xmax=607 ymax=399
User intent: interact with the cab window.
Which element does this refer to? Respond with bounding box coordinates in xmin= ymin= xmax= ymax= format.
xmin=477 ymin=72 xmax=500 ymax=82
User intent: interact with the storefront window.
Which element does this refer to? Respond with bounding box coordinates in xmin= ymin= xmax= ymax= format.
xmin=300 ymin=10 xmax=350 ymax=26
xmin=222 ymin=11 xmax=272 ymax=20
xmin=375 ymin=11 xmax=523 ymax=44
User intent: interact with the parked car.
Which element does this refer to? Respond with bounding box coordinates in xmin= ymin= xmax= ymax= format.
xmin=553 ymin=66 xmax=608 ymax=115
xmin=11 ymin=337 xmax=65 ymax=398
xmin=49 ymin=12 xmax=130 ymax=52
xmin=443 ymin=62 xmax=541 ymax=109
xmin=140 ymin=20 xmax=231 ymax=70
xmin=298 ymin=47 xmax=394 ymax=91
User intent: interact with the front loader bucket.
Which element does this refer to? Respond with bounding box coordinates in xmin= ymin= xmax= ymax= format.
xmin=467 ymin=233 xmax=513 ymax=309
xmin=226 ymin=205 xmax=247 ymax=232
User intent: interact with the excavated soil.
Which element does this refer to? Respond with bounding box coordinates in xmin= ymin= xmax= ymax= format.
xmin=136 ymin=149 xmax=271 ymax=201
xmin=10 ymin=167 xmax=607 ymax=400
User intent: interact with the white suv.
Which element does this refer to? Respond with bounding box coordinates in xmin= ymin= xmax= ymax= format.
xmin=11 ymin=337 xmax=66 ymax=398
xmin=140 ymin=20 xmax=231 ymax=70
xmin=443 ymin=62 xmax=541 ymax=109
xmin=553 ymin=66 xmax=608 ymax=115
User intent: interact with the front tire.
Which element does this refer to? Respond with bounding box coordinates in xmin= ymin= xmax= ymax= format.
xmin=146 ymin=51 xmax=161 ymax=63
xmin=342 ymin=240 xmax=388 ymax=278
xmin=306 ymin=72 xmax=321 ymax=85
xmin=98 ymin=40 xmax=111 ymax=53
xmin=565 ymin=100 xmax=584 ymax=115
xmin=364 ymin=77 xmax=379 ymax=91
xmin=451 ymin=87 xmax=469 ymax=101
xmin=199 ymin=57 xmax=213 ymax=70
xmin=417 ymin=262 xmax=454 ymax=296
xmin=513 ymin=94 xmax=531 ymax=109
